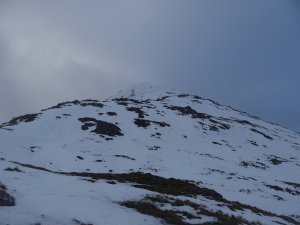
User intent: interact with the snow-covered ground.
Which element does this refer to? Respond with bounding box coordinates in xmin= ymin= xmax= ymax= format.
xmin=0 ymin=84 xmax=299 ymax=225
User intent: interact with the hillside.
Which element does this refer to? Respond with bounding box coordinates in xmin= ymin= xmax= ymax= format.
xmin=0 ymin=84 xmax=299 ymax=225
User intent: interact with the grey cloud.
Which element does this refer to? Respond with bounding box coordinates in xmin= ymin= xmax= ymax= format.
xmin=0 ymin=0 xmax=299 ymax=131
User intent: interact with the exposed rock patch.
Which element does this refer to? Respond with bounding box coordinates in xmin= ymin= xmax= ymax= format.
xmin=126 ymin=107 xmax=147 ymax=118
xmin=240 ymin=161 xmax=269 ymax=170
xmin=106 ymin=112 xmax=117 ymax=116
xmin=78 ymin=117 xmax=123 ymax=137
xmin=134 ymin=119 xmax=170 ymax=128
xmin=148 ymin=146 xmax=161 ymax=151
xmin=114 ymin=155 xmax=136 ymax=160
xmin=165 ymin=105 xmax=231 ymax=131
xmin=0 ymin=113 xmax=40 ymax=128
xmin=267 ymin=155 xmax=288 ymax=165
xmin=0 ymin=183 xmax=15 ymax=206
xmin=264 ymin=183 xmax=300 ymax=196
xmin=281 ymin=181 xmax=300 ymax=190
xmin=113 ymin=98 xmax=144 ymax=106
xmin=43 ymin=100 xmax=103 ymax=111
xmin=250 ymin=128 xmax=273 ymax=140
xmin=4 ymin=167 xmax=22 ymax=172
xmin=165 ymin=105 xmax=211 ymax=120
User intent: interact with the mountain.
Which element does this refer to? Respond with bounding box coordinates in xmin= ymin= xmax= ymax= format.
xmin=0 ymin=84 xmax=299 ymax=225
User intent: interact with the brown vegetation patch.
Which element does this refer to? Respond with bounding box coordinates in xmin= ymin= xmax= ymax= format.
xmin=10 ymin=162 xmax=218 ymax=198
xmin=9 ymin=161 xmax=299 ymax=225
xmin=121 ymin=195 xmax=261 ymax=225
xmin=121 ymin=191 xmax=299 ymax=224
xmin=65 ymin=172 xmax=220 ymax=198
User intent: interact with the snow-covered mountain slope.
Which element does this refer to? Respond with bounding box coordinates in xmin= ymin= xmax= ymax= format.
xmin=0 ymin=84 xmax=299 ymax=225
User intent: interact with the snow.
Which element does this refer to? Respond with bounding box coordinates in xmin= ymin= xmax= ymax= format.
xmin=0 ymin=84 xmax=299 ymax=224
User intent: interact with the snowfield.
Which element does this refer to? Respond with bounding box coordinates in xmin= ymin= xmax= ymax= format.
xmin=0 ymin=84 xmax=299 ymax=225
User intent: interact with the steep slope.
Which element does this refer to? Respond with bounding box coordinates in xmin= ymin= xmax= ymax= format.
xmin=0 ymin=84 xmax=299 ymax=225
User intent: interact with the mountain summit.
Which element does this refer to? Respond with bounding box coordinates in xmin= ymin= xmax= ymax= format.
xmin=0 ymin=85 xmax=299 ymax=225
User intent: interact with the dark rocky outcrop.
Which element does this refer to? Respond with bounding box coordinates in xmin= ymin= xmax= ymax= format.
xmin=0 ymin=113 xmax=40 ymax=128
xmin=79 ymin=117 xmax=123 ymax=137
xmin=165 ymin=105 xmax=211 ymax=120
xmin=126 ymin=107 xmax=147 ymax=118
xmin=134 ymin=119 xmax=170 ymax=128
xmin=43 ymin=100 xmax=103 ymax=111
xmin=0 ymin=183 xmax=15 ymax=206
xmin=250 ymin=128 xmax=273 ymax=140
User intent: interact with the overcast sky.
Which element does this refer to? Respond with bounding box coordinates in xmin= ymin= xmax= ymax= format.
xmin=0 ymin=0 xmax=299 ymax=131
